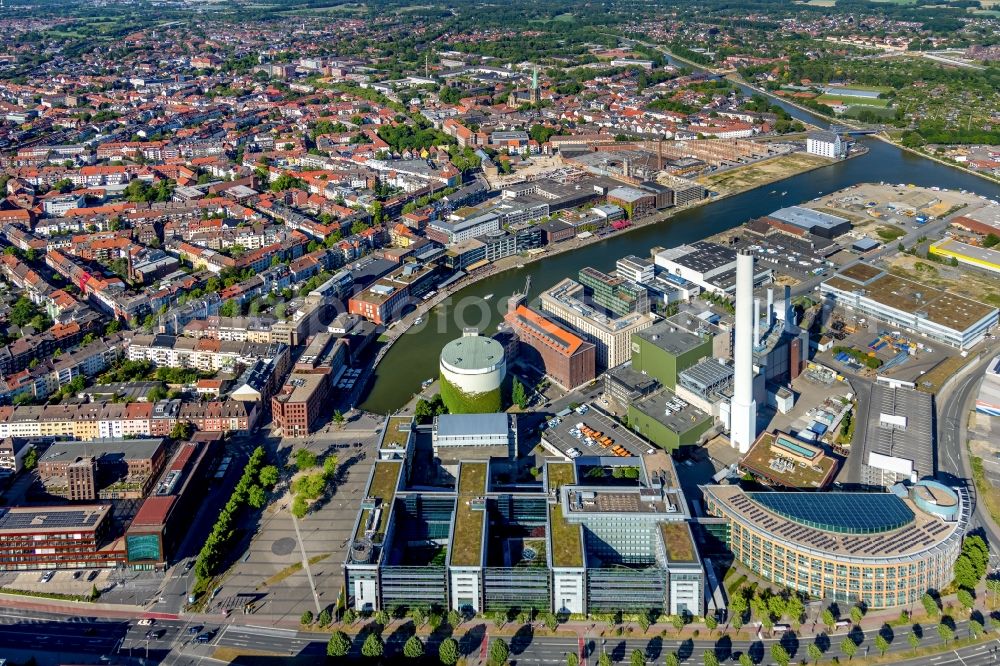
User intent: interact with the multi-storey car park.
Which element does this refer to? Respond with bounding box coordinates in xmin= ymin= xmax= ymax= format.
xmin=702 ymin=480 xmax=968 ymax=608
xmin=343 ymin=417 xmax=705 ymax=617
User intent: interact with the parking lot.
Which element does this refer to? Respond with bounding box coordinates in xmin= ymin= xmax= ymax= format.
xmin=540 ymin=404 xmax=654 ymax=460
xmin=733 ymin=232 xmax=836 ymax=283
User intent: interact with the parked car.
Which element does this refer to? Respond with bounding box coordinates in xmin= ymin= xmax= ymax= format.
xmin=39 ymin=571 xmax=55 ymax=583
xmin=137 ymin=619 xmax=155 ymax=627
xmin=86 ymin=570 xmax=99 ymax=582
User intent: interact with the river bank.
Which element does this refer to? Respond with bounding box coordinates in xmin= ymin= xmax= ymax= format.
xmin=695 ymin=148 xmax=864 ymax=198
xmin=874 ymin=133 xmax=1000 ymax=187
xmin=726 ymin=71 xmax=1000 ymax=189
xmin=361 ymin=148 xmax=850 ymax=395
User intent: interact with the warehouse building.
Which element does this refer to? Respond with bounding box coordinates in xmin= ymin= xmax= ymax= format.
xmin=655 ymin=241 xmax=772 ymax=296
xmin=862 ymin=382 xmax=934 ymax=489
xmin=976 ymin=355 xmax=1000 ymax=416
xmin=504 ymin=305 xmax=596 ymax=390
xmin=929 ymin=238 xmax=1000 ymax=276
xmin=765 ymin=206 xmax=851 ymax=239
xmin=821 ymin=263 xmax=998 ymax=349
xmin=540 ymin=278 xmax=655 ymax=369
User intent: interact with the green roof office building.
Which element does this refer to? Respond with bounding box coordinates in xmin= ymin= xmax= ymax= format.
xmin=344 ymin=444 xmax=704 ymax=617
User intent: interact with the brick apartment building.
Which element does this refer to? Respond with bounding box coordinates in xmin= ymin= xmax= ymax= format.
xmin=271 ymin=373 xmax=330 ymax=436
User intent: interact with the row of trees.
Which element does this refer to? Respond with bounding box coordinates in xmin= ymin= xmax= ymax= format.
xmin=193 ymin=446 xmax=277 ymax=588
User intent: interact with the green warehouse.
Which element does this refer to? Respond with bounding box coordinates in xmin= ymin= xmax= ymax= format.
xmin=630 ymin=322 xmax=712 ymax=389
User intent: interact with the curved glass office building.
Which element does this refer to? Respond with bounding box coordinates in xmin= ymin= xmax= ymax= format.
xmin=703 ymin=481 xmax=968 ymax=608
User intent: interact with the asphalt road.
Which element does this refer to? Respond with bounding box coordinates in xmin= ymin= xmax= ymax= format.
xmin=935 ymin=347 xmax=1000 ymax=563
xmin=0 ymin=608 xmax=128 ymax=655
xmin=4 ymin=603 xmax=997 ymax=666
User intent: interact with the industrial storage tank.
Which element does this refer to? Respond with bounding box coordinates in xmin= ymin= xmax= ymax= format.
xmin=439 ymin=328 xmax=506 ymax=413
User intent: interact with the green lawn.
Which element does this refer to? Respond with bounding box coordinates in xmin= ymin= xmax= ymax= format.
xmin=817 ymin=94 xmax=891 ymax=108
xmin=876 ymin=225 xmax=906 ymax=241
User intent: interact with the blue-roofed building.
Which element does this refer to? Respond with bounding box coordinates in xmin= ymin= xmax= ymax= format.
xmin=703 ymin=481 xmax=969 ymax=608
xmin=432 ymin=413 xmax=517 ymax=458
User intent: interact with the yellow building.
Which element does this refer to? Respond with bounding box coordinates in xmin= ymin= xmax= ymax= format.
xmin=929 ymin=238 xmax=1000 ymax=275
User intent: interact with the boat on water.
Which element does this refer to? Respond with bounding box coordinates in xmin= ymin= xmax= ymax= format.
xmin=421 ymin=378 xmax=434 ymax=388
xmin=780 ymin=191 xmax=787 ymax=196
xmin=414 ymin=316 xmax=423 ymax=325
xmin=770 ymin=190 xmax=776 ymax=194
xmin=484 ymin=293 xmax=494 ymax=300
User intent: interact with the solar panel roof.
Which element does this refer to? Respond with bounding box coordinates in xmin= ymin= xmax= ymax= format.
xmin=746 ymin=492 xmax=914 ymax=534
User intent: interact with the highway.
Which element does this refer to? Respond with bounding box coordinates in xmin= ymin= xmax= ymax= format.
xmin=4 ymin=603 xmax=1000 ymax=666
xmin=935 ymin=347 xmax=1000 ymax=564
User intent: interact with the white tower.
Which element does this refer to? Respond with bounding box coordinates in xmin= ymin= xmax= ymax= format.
xmin=731 ymin=249 xmax=758 ymax=453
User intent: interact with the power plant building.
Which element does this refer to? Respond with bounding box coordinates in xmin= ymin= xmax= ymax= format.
xmin=630 ymin=322 xmax=712 ymax=390
xmin=730 ymin=249 xmax=758 ymax=453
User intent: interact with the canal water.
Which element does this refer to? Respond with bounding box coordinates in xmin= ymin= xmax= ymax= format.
xmin=359 ymin=76 xmax=1000 ymax=414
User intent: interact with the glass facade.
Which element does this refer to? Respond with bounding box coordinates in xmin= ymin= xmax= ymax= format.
xmin=587 ymin=568 xmax=666 ymax=612
xmin=125 ymin=533 xmax=161 ymax=563
xmin=484 ymin=568 xmax=551 ymax=611
xmin=381 ymin=566 xmax=448 ymax=608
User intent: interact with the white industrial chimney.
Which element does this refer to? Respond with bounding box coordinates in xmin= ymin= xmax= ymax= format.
xmin=767 ymin=288 xmax=774 ymax=327
xmin=753 ymin=298 xmax=761 ymax=348
xmin=783 ymin=285 xmax=794 ymax=333
xmin=731 ymin=249 xmax=758 ymax=454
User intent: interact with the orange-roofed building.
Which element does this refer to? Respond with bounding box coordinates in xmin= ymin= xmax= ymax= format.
xmin=504 ymin=304 xmax=596 ymax=390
